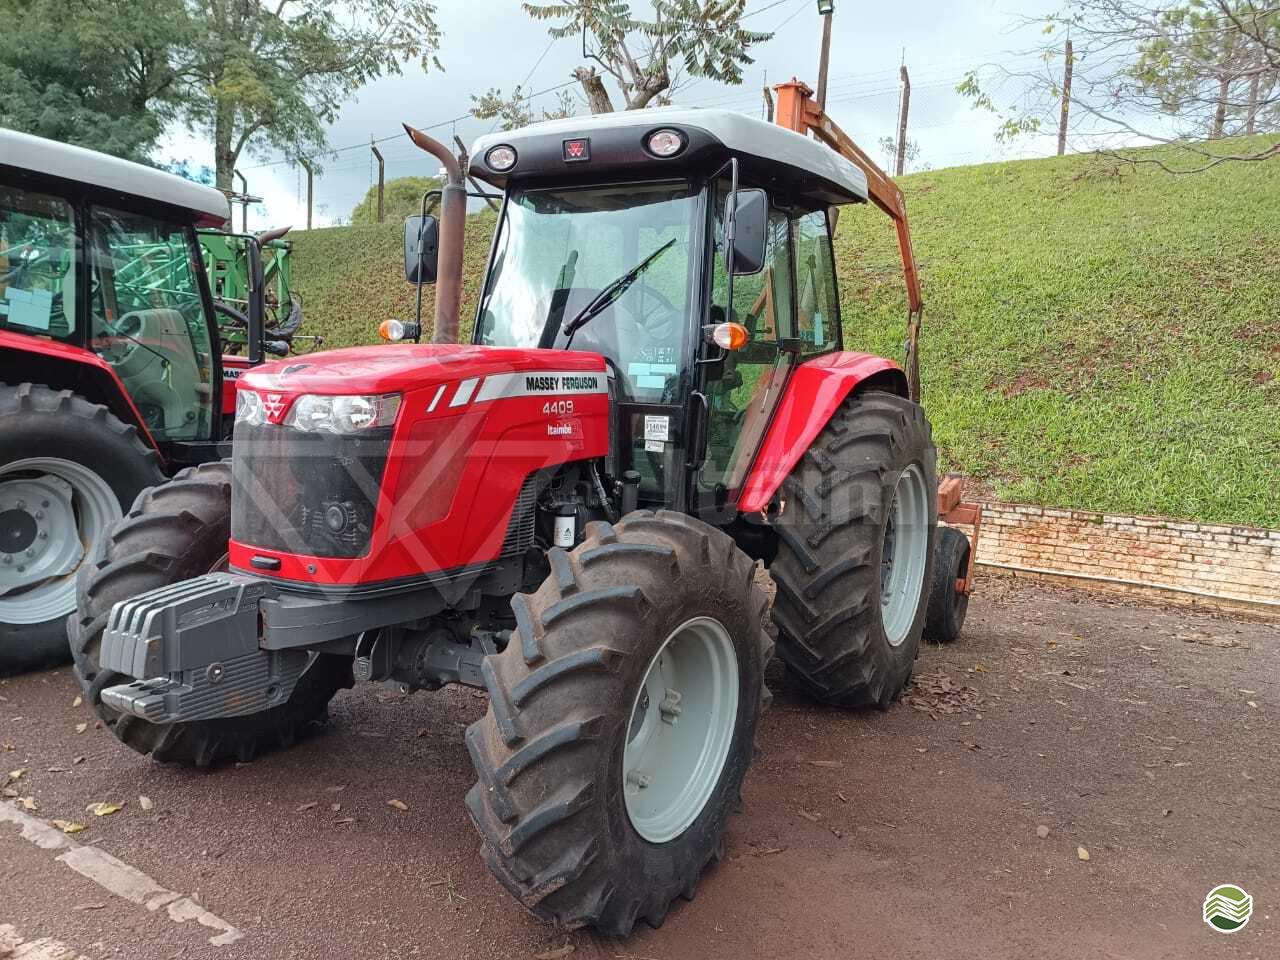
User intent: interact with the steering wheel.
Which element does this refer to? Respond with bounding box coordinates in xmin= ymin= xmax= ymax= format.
xmin=620 ymin=279 xmax=681 ymax=340
xmin=100 ymin=311 xmax=147 ymax=372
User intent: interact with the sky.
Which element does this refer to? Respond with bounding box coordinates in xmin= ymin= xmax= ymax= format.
xmin=164 ymin=0 xmax=1063 ymax=230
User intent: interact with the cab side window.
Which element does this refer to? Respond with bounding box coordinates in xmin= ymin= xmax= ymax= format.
xmin=793 ymin=209 xmax=840 ymax=354
xmin=0 ymin=186 xmax=77 ymax=341
xmin=88 ymin=206 xmax=213 ymax=441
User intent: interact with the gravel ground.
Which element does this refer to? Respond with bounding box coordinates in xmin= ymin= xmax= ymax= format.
xmin=1 ymin=576 xmax=1276 ymax=960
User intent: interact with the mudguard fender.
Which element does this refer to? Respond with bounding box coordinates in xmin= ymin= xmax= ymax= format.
xmin=737 ymin=351 xmax=908 ymax=514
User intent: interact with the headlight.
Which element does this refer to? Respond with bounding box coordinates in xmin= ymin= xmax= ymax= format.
xmin=285 ymin=393 xmax=401 ymax=433
xmin=235 ymin=389 xmax=267 ymax=426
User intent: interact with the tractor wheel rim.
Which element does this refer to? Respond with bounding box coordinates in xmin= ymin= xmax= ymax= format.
xmin=880 ymin=463 xmax=929 ymax=647
xmin=0 ymin=458 xmax=120 ymax=625
xmin=623 ymin=616 xmax=739 ymax=844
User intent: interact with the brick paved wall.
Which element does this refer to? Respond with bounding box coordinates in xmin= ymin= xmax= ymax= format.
xmin=954 ymin=503 xmax=1280 ymax=614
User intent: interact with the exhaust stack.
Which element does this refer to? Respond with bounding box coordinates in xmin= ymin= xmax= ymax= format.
xmin=402 ymin=123 xmax=466 ymax=344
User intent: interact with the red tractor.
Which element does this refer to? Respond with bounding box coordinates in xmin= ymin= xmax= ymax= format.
xmin=0 ymin=129 xmax=288 ymax=672
xmin=72 ymin=85 xmax=976 ymax=935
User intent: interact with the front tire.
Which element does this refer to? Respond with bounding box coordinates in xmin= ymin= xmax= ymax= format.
xmin=69 ymin=460 xmax=352 ymax=766
xmin=0 ymin=383 xmax=164 ymax=675
xmin=465 ymin=511 xmax=772 ymax=936
xmin=769 ymin=391 xmax=937 ymax=708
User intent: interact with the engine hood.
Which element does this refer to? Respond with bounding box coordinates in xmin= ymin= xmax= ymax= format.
xmin=239 ymin=343 xmax=607 ymax=395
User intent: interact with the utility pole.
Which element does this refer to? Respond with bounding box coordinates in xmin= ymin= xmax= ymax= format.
xmin=895 ymin=65 xmax=911 ymax=176
xmin=816 ymin=0 xmax=834 ymax=109
xmin=371 ymin=142 xmax=385 ymax=223
xmin=300 ymin=158 xmax=314 ymax=230
xmin=1057 ymin=37 xmax=1073 ymax=156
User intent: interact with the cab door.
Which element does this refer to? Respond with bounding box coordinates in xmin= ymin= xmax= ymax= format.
xmin=696 ymin=194 xmax=797 ymax=507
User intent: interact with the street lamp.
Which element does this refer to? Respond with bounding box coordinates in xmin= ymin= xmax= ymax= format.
xmin=816 ymin=0 xmax=834 ymax=108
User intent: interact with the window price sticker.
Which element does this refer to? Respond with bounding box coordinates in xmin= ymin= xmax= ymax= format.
xmin=644 ymin=415 xmax=669 ymax=443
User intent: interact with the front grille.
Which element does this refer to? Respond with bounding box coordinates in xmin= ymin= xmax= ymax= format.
xmin=231 ymin=422 xmax=392 ymax=559
xmin=500 ymin=473 xmax=540 ymax=557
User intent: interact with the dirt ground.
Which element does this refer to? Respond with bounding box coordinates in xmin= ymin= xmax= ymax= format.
xmin=1 ymin=576 xmax=1276 ymax=960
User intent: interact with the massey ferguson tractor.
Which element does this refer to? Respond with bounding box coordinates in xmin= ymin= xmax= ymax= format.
xmin=70 ymin=81 xmax=978 ymax=936
xmin=0 ymin=128 xmax=306 ymax=673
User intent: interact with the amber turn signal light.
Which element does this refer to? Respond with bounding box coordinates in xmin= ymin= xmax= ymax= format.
xmin=379 ymin=319 xmax=420 ymax=342
xmin=711 ymin=322 xmax=749 ymax=351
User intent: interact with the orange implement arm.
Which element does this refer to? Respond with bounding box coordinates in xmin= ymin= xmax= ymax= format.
xmin=773 ymin=79 xmax=923 ymax=400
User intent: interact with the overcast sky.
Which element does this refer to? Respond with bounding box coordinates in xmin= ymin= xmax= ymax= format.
xmin=167 ymin=0 xmax=1059 ymax=230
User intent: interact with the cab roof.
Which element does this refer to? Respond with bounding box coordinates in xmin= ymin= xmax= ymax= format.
xmin=470 ymin=107 xmax=869 ymax=208
xmin=0 ymin=127 xmax=231 ymax=227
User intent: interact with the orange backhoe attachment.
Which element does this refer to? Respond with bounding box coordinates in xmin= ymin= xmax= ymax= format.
xmin=773 ymin=79 xmax=979 ymax=595
xmin=773 ymin=79 xmax=924 ymax=404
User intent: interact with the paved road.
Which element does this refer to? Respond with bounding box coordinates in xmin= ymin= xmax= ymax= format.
xmin=2 ymin=578 xmax=1276 ymax=960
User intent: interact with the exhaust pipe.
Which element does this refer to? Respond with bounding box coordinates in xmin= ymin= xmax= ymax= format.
xmin=403 ymin=123 xmax=466 ymax=344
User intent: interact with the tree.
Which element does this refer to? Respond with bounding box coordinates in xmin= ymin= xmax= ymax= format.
xmin=471 ymin=87 xmax=578 ymax=130
xmin=958 ymin=1 xmax=1280 ymax=170
xmin=176 ymin=1 xmax=444 ymax=189
xmin=348 ymin=175 xmax=442 ymax=224
xmin=0 ymin=0 xmax=187 ymax=162
xmin=877 ymin=136 xmax=923 ymax=172
xmin=520 ymin=0 xmax=773 ymax=112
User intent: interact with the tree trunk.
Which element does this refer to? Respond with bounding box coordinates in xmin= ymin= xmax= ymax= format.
xmin=1212 ymin=74 xmax=1230 ymax=139
xmin=213 ymin=98 xmax=237 ymax=191
xmin=1245 ymin=72 xmax=1261 ymax=135
xmin=1057 ymin=39 xmax=1073 ymax=157
xmin=574 ymin=67 xmax=615 ymax=114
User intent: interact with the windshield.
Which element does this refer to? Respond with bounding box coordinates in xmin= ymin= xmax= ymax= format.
xmin=475 ymin=182 xmax=701 ymax=403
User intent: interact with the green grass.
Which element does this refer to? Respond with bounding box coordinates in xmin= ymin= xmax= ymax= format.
xmin=291 ymin=139 xmax=1280 ymax=527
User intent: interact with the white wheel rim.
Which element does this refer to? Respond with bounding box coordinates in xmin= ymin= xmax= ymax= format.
xmin=0 ymin=458 xmax=121 ymax=624
xmin=623 ymin=616 xmax=739 ymax=844
xmin=880 ymin=464 xmax=930 ymax=647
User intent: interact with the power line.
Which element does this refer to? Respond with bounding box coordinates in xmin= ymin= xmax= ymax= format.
xmin=242 ymin=77 xmax=579 ymax=171
xmin=742 ymin=0 xmax=798 ymax=19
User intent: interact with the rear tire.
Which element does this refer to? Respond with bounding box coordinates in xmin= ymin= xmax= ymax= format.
xmin=769 ymin=391 xmax=937 ymax=708
xmin=924 ymin=526 xmax=970 ymax=643
xmin=465 ymin=510 xmax=772 ymax=936
xmin=69 ymin=460 xmax=352 ymax=766
xmin=0 ymin=383 xmax=164 ymax=676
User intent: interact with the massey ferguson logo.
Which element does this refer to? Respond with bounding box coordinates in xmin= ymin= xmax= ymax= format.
xmin=262 ymin=392 xmax=287 ymax=421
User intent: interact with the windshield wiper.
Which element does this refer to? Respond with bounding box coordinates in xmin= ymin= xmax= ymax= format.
xmin=560 ymin=238 xmax=676 ymax=349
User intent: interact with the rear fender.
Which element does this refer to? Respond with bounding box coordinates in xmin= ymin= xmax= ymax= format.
xmin=737 ymin=352 xmax=907 ymax=514
xmin=0 ymin=331 xmax=160 ymax=453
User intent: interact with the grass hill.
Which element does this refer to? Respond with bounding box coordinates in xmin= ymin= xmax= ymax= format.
xmin=290 ymin=138 xmax=1280 ymax=527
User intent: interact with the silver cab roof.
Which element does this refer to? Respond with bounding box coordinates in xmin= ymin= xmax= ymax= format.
xmin=0 ymin=127 xmax=230 ymax=227
xmin=470 ymin=107 xmax=869 ymax=205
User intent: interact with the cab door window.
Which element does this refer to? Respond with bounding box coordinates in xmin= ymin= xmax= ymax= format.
xmin=89 ymin=206 xmax=214 ymax=441
xmin=0 ymin=186 xmax=77 ymax=342
xmin=701 ymin=192 xmax=795 ymax=495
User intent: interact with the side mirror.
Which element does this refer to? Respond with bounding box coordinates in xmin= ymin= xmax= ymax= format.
xmin=725 ymin=188 xmax=767 ymax=276
xmin=404 ymin=214 xmax=439 ymax=284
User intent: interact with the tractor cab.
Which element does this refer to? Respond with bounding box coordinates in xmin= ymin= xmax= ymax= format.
xmin=452 ymin=109 xmax=875 ymax=519
xmin=0 ymin=129 xmax=274 ymax=458
xmin=0 ymin=128 xmax=275 ymax=671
